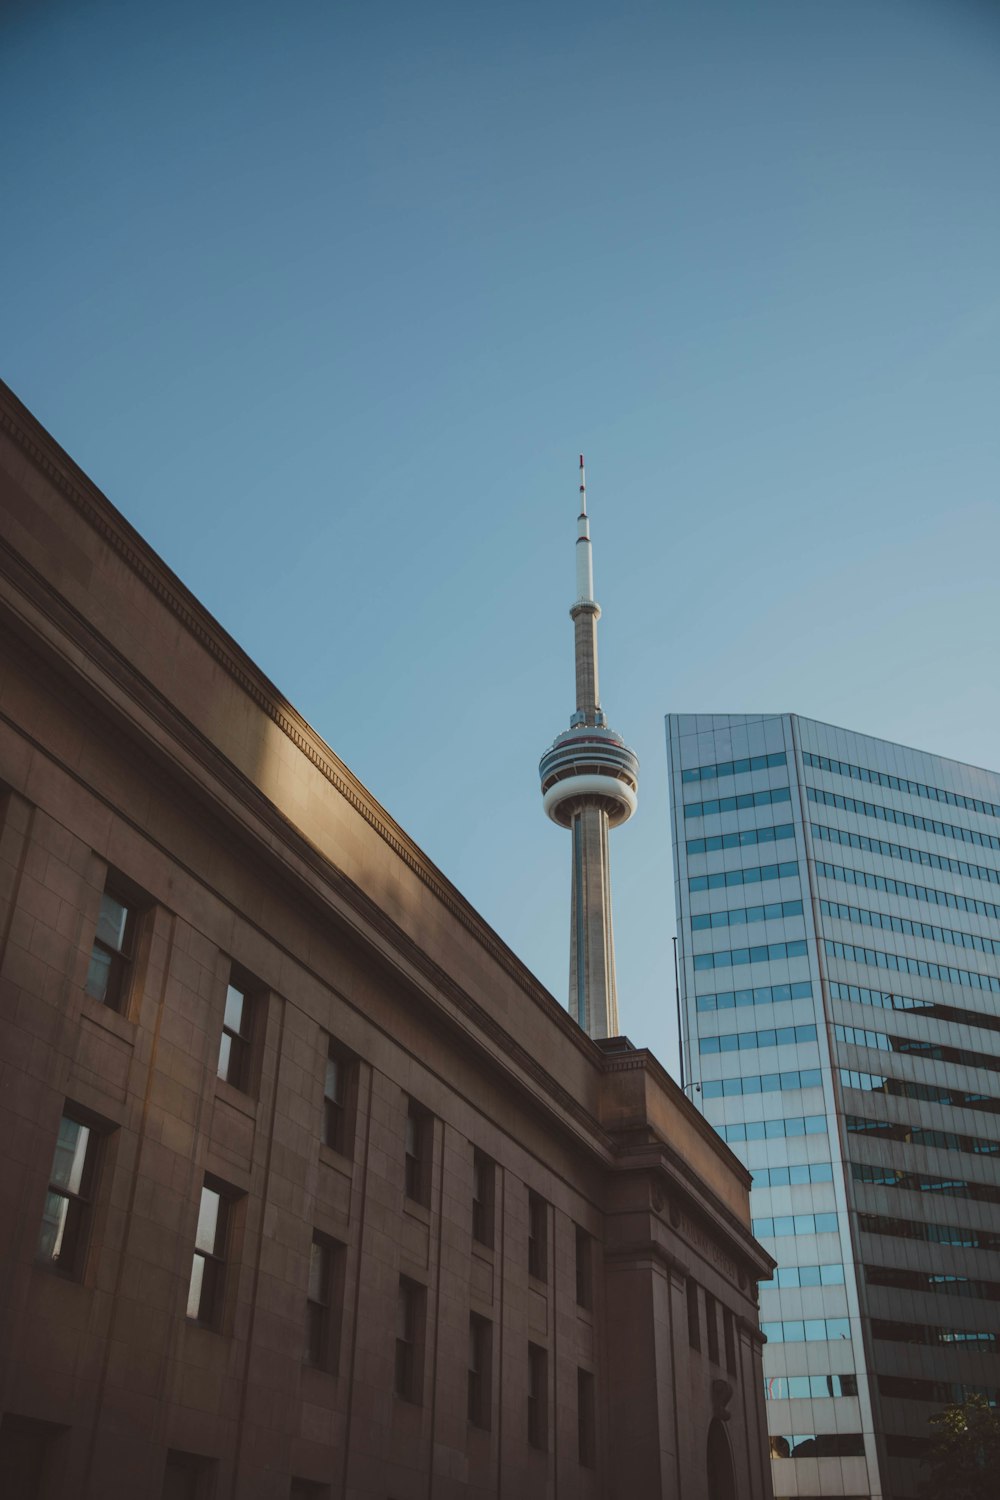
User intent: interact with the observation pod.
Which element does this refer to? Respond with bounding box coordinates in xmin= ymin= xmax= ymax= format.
xmin=539 ymin=726 xmax=639 ymax=828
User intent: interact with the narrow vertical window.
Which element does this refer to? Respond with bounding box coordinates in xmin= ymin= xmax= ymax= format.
xmin=305 ymin=1233 xmax=342 ymax=1370
xmin=577 ymin=1368 xmax=596 ymax=1467
xmin=723 ymin=1307 xmax=737 ymax=1376
xmin=528 ymin=1191 xmax=548 ymax=1282
xmin=85 ymin=883 xmax=137 ymax=1011
xmin=395 ymin=1277 xmax=424 ymax=1402
xmin=187 ymin=1181 xmax=232 ymax=1327
xmin=404 ymin=1099 xmax=432 ymax=1206
xmin=323 ymin=1041 xmax=354 ymax=1154
xmin=468 ymin=1314 xmax=492 ymax=1428
xmin=37 ymin=1112 xmax=101 ymax=1276
xmin=527 ymin=1342 xmax=548 ymax=1449
xmin=217 ymin=975 xmax=255 ymax=1090
xmin=574 ymin=1224 xmax=593 ymax=1309
xmin=472 ymin=1150 xmax=494 ymax=1247
xmin=687 ymin=1278 xmax=701 ymax=1350
xmin=705 ymin=1290 xmax=720 ymax=1365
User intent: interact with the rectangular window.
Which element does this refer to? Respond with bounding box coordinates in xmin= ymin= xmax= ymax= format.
xmin=161 ymin=1450 xmax=215 ymax=1500
xmin=472 ymin=1149 xmax=495 ymax=1247
xmin=217 ymin=974 xmax=256 ymax=1091
xmin=0 ymin=1414 xmax=64 ymax=1499
xmin=705 ymin=1291 xmax=720 ymax=1364
xmin=404 ymin=1098 xmax=432 ymax=1206
xmin=187 ymin=1180 xmax=233 ymax=1328
xmin=395 ymin=1276 xmax=424 ymax=1403
xmin=687 ymin=1278 xmax=700 ymax=1350
xmin=37 ymin=1111 xmax=102 ymax=1276
xmin=85 ymin=881 xmax=138 ymax=1012
xmin=527 ymin=1342 xmax=548 ymax=1450
xmin=323 ymin=1041 xmax=354 ymax=1155
xmin=305 ymin=1232 xmax=343 ymax=1370
xmin=723 ymin=1308 xmax=737 ymax=1376
xmin=528 ymin=1191 xmax=548 ymax=1282
xmin=575 ymin=1224 xmax=593 ymax=1309
xmin=577 ymin=1368 xmax=596 ymax=1467
xmin=468 ymin=1313 xmax=492 ymax=1428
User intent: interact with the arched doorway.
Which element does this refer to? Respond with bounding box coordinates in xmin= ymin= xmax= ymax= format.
xmin=707 ymin=1417 xmax=737 ymax=1500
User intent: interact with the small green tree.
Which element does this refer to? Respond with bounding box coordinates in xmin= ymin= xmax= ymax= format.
xmin=920 ymin=1395 xmax=1000 ymax=1500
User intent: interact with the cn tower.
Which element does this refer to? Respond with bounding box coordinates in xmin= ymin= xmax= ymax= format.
xmin=539 ymin=458 xmax=639 ymax=1039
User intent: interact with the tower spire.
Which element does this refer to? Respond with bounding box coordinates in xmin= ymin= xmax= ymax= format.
xmin=538 ymin=460 xmax=639 ymax=1040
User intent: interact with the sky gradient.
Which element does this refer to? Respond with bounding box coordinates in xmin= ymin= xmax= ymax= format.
xmin=3 ymin=0 xmax=999 ymax=1073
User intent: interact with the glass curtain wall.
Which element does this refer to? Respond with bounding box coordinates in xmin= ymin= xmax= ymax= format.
xmin=667 ymin=712 xmax=1000 ymax=1500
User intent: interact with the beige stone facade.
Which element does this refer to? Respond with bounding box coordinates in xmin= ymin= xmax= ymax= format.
xmin=0 ymin=381 xmax=775 ymax=1499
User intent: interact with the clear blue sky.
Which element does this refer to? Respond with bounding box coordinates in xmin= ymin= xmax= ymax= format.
xmin=3 ymin=1 xmax=999 ymax=1074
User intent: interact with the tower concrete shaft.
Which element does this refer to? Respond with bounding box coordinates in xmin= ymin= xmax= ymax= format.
xmin=569 ymin=802 xmax=619 ymax=1038
xmin=539 ymin=458 xmax=638 ymax=1041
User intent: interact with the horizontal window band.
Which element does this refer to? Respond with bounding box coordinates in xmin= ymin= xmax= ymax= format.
xmin=682 ymin=751 xmax=787 ymax=784
xmin=811 ymin=821 xmax=1000 ymax=888
xmin=829 ymin=980 xmax=1000 ymax=1038
xmin=851 ymin=1160 xmax=1000 ymax=1207
xmin=703 ymin=1066 xmax=821 ymax=1098
xmin=687 ymin=823 xmax=795 ymax=855
xmin=803 ymin=749 xmax=1000 ymax=822
xmin=839 ymin=1067 xmax=1000 ymax=1119
xmin=717 ymin=1113 xmax=826 ymax=1143
xmin=694 ymin=939 xmax=808 ymax=970
xmin=690 ymin=859 xmax=799 ymax=892
xmin=684 ymin=786 xmax=791 ymax=819
xmin=858 ymin=1209 xmax=1000 ymax=1252
xmin=834 ymin=1021 xmax=1000 ymax=1077
xmin=825 ymin=937 xmax=1000 ymax=995
xmin=808 ymin=786 xmax=1000 ymax=854
xmin=696 ymin=980 xmax=813 ymax=1012
xmin=845 ymin=1111 xmax=1000 ymax=1160
xmin=820 ymin=896 xmax=1000 ymax=959
xmin=815 ymin=857 xmax=1000 ymax=922
xmin=700 ymin=1023 xmax=817 ymax=1054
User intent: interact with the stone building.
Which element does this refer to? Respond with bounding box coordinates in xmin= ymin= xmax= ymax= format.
xmin=0 ymin=381 xmax=774 ymax=1499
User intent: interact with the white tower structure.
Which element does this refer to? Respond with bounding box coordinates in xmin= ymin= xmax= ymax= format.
xmin=539 ymin=458 xmax=639 ymax=1039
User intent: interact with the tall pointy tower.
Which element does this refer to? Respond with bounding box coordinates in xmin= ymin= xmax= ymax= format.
xmin=539 ymin=458 xmax=639 ymax=1039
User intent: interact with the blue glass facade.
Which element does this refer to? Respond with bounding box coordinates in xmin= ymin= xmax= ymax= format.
xmin=668 ymin=713 xmax=1000 ymax=1500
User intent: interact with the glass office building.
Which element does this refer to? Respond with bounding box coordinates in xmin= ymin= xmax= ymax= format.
xmin=667 ymin=713 xmax=1000 ymax=1500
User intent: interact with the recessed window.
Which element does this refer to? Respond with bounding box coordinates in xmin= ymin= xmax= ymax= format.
xmin=404 ymin=1099 xmax=432 ymax=1206
xmin=723 ymin=1308 xmax=737 ymax=1376
xmin=85 ymin=882 xmax=138 ymax=1011
xmin=705 ymin=1293 xmax=720 ymax=1365
xmin=574 ymin=1224 xmax=593 ymax=1309
xmin=577 ymin=1368 xmax=596 ymax=1467
xmin=323 ymin=1041 xmax=355 ymax=1155
xmin=528 ymin=1192 xmax=548 ymax=1282
xmin=687 ymin=1278 xmax=700 ymax=1350
xmin=217 ymin=976 xmax=255 ymax=1091
xmin=0 ymin=1412 xmax=65 ymax=1497
xmin=527 ymin=1343 xmax=548 ymax=1449
xmin=161 ymin=1449 xmax=215 ymax=1500
xmin=305 ymin=1232 xmax=343 ymax=1371
xmin=187 ymin=1181 xmax=234 ymax=1328
xmin=37 ymin=1111 xmax=103 ymax=1276
xmin=472 ymin=1150 xmax=495 ymax=1248
xmin=467 ymin=1314 xmax=492 ymax=1428
xmin=395 ymin=1276 xmax=425 ymax=1403
xmin=289 ymin=1481 xmax=329 ymax=1500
